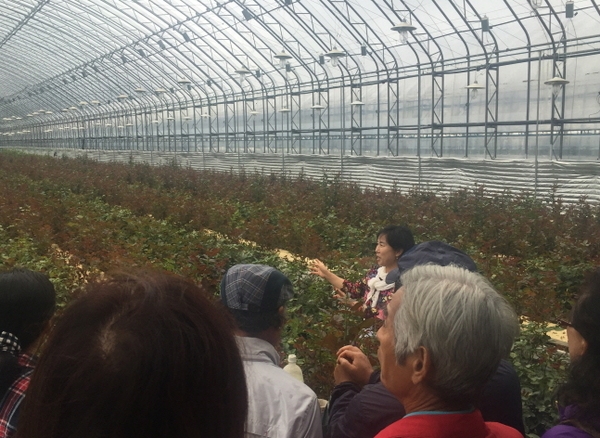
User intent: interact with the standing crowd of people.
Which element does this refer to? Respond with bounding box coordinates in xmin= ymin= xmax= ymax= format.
xmin=1 ymin=225 xmax=599 ymax=438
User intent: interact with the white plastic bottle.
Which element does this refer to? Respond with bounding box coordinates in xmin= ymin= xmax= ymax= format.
xmin=283 ymin=354 xmax=304 ymax=383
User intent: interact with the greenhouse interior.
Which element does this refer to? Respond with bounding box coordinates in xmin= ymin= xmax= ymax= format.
xmin=1 ymin=0 xmax=600 ymax=200
xmin=4 ymin=3 xmax=600 ymax=438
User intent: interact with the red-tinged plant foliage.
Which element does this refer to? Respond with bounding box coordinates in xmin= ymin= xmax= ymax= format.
xmin=1 ymin=149 xmax=597 ymax=435
xmin=2 ymin=150 xmax=598 ymax=320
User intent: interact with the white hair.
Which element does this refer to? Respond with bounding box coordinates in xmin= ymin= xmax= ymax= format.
xmin=394 ymin=264 xmax=519 ymax=404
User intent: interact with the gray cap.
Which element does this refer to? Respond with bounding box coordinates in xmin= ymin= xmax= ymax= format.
xmin=220 ymin=264 xmax=293 ymax=313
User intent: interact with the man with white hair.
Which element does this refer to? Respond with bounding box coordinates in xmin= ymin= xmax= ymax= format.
xmin=325 ymin=244 xmax=525 ymax=438
xmin=375 ymin=264 xmax=521 ymax=438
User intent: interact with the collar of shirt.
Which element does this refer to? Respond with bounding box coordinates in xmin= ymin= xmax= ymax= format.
xmin=236 ymin=336 xmax=280 ymax=366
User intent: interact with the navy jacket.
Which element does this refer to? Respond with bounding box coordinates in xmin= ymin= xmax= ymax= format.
xmin=325 ymin=359 xmax=525 ymax=438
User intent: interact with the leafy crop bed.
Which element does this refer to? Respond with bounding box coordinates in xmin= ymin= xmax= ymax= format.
xmin=2 ymin=150 xmax=591 ymax=435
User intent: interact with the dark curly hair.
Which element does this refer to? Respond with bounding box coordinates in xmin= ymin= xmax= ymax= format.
xmin=557 ymin=268 xmax=600 ymax=433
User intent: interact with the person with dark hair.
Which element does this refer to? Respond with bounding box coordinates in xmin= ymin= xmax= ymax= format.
xmin=17 ymin=271 xmax=248 ymax=438
xmin=542 ymin=268 xmax=600 ymax=438
xmin=325 ymin=244 xmax=525 ymax=438
xmin=221 ymin=264 xmax=323 ymax=438
xmin=311 ymin=225 xmax=415 ymax=319
xmin=0 ymin=268 xmax=56 ymax=438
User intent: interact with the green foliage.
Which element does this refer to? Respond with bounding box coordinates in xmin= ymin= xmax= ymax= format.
xmin=1 ymin=150 xmax=592 ymax=426
xmin=511 ymin=322 xmax=570 ymax=437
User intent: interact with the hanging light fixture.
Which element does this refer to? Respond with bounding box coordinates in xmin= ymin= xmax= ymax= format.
xmin=249 ymin=109 xmax=260 ymax=116
xmin=155 ymin=88 xmax=167 ymax=96
xmin=466 ymin=80 xmax=486 ymax=100
xmin=544 ymin=76 xmax=569 ymax=97
xmin=177 ymin=78 xmax=191 ymax=85
xmin=117 ymin=94 xmax=128 ymax=101
xmin=91 ymin=100 xmax=101 ymax=105
xmin=235 ymin=66 xmax=252 ymax=83
xmin=311 ymin=104 xmax=326 ymax=110
xmin=325 ymin=47 xmax=345 ymax=67
xmin=274 ymin=49 xmax=293 ymax=68
xmin=134 ymin=87 xmax=145 ymax=94
xmin=391 ymin=21 xmax=417 ymax=44
xmin=280 ymin=107 xmax=291 ymax=112
xmin=350 ymin=100 xmax=365 ymax=106
xmin=79 ymin=101 xmax=88 ymax=106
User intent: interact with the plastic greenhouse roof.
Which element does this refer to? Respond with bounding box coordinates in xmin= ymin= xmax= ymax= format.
xmin=1 ymin=0 xmax=600 ymax=119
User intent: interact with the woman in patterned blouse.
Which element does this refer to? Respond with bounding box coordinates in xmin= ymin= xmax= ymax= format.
xmin=310 ymin=225 xmax=414 ymax=319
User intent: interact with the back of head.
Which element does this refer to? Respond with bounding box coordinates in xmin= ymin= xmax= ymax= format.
xmin=558 ymin=268 xmax=600 ymax=422
xmin=0 ymin=268 xmax=56 ymax=394
xmin=387 ymin=240 xmax=477 ymax=288
xmin=378 ymin=225 xmax=415 ymax=254
xmin=570 ymin=269 xmax=600 ymax=354
xmin=395 ymin=264 xmax=519 ymax=406
xmin=18 ymin=271 xmax=247 ymax=438
xmin=0 ymin=268 xmax=56 ymax=351
xmin=220 ymin=264 xmax=293 ymax=336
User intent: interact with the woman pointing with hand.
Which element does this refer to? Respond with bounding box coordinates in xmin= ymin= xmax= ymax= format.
xmin=310 ymin=226 xmax=414 ymax=319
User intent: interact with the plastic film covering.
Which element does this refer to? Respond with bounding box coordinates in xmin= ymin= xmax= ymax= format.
xmin=14 ymin=146 xmax=600 ymax=204
xmin=1 ymin=0 xmax=600 ymax=200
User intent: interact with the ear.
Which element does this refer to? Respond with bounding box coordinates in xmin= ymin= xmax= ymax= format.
xmin=410 ymin=346 xmax=431 ymax=385
xmin=580 ymin=337 xmax=589 ymax=355
xmin=275 ymin=306 xmax=286 ymax=330
xmin=396 ymin=249 xmax=404 ymax=259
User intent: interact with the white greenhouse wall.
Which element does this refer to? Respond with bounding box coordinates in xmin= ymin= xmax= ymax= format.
xmin=8 ymin=146 xmax=600 ymax=204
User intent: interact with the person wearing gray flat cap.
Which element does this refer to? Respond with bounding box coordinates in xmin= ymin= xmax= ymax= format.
xmin=221 ymin=264 xmax=323 ymax=438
